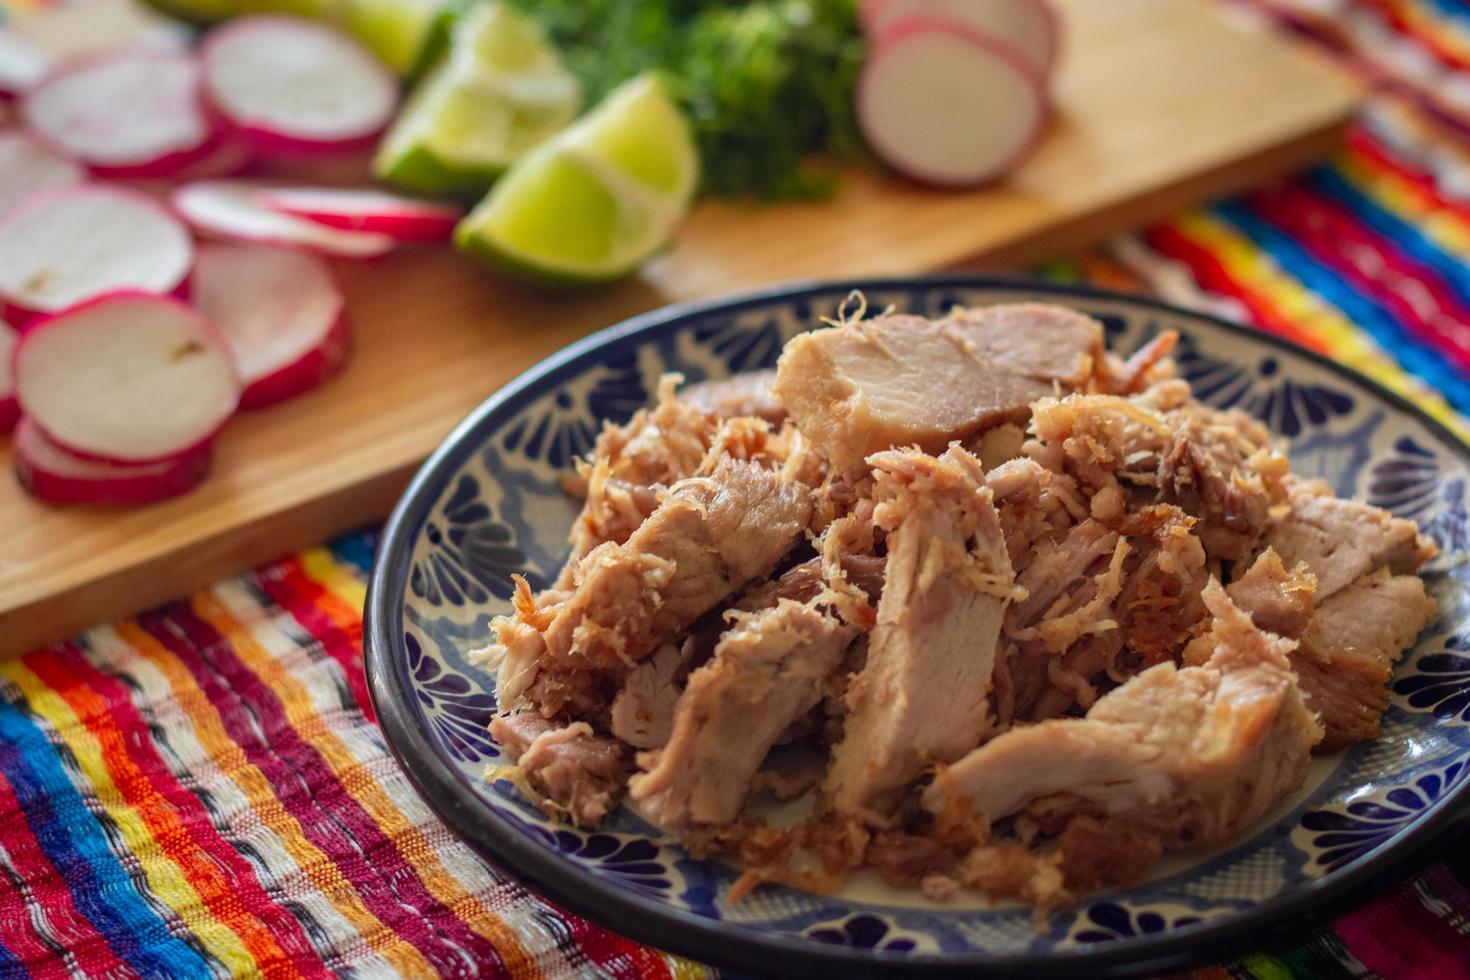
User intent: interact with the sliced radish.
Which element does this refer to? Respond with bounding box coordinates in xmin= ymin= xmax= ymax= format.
xmin=863 ymin=0 xmax=1059 ymax=74
xmin=859 ymin=18 xmax=1048 ymax=187
xmin=21 ymin=49 xmax=217 ymax=178
xmin=0 ymin=29 xmax=51 ymax=99
xmin=172 ymin=180 xmax=396 ymax=258
xmin=0 ymin=320 xmax=17 ymax=433
xmin=193 ymin=243 xmax=350 ymax=408
xmin=0 ymin=184 xmax=194 ymax=324
xmin=168 ymin=132 xmax=254 ymax=181
xmin=0 ymin=131 xmax=84 ymax=219
xmin=14 ymin=291 xmax=239 ymax=464
xmin=14 ymin=416 xmax=211 ymax=505
xmin=201 ymin=17 xmax=398 ymax=157
xmin=258 ymin=187 xmax=461 ymax=243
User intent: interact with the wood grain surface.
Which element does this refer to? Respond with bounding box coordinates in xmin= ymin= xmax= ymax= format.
xmin=0 ymin=0 xmax=1358 ymax=656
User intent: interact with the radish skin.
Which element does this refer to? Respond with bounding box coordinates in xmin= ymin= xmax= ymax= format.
xmin=0 ymin=319 xmax=17 ymax=433
xmin=14 ymin=417 xmax=211 ymax=505
xmin=863 ymin=0 xmax=1060 ymax=75
xmin=259 ymin=186 xmax=461 ymax=242
xmin=192 ymin=243 xmax=351 ymax=408
xmin=201 ymin=17 xmax=398 ymax=157
xmin=859 ymin=17 xmax=1048 ymax=187
xmin=0 ymin=131 xmax=83 ymax=219
xmin=22 ymin=49 xmax=219 ymax=178
xmin=0 ymin=184 xmax=194 ymax=324
xmin=14 ymin=291 xmax=240 ymax=464
xmin=173 ymin=180 xmax=397 ymax=258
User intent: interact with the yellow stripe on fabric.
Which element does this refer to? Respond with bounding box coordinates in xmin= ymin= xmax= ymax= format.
xmin=0 ymin=660 xmax=257 ymax=976
xmin=1388 ymin=0 xmax=1470 ymax=65
xmin=664 ymin=953 xmax=712 ymax=980
xmin=193 ymin=587 xmax=545 ymax=980
xmin=112 ymin=621 xmax=439 ymax=977
xmin=298 ymin=548 xmax=366 ymax=614
xmin=1168 ymin=211 xmax=1470 ymax=444
xmin=1338 ymin=151 xmax=1470 ymax=260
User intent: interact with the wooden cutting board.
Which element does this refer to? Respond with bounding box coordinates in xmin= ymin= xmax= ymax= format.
xmin=0 ymin=0 xmax=1357 ymax=656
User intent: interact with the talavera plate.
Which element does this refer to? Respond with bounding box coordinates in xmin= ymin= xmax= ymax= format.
xmin=365 ymin=277 xmax=1470 ymax=978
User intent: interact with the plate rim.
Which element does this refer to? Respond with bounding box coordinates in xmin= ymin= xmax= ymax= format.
xmin=365 ymin=274 xmax=1470 ymax=978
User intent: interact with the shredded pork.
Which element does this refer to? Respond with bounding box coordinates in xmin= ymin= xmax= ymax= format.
xmin=473 ymin=301 xmax=1437 ymax=911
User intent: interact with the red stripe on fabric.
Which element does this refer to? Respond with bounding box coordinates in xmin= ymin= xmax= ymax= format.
xmin=560 ymin=911 xmax=674 ymax=980
xmin=255 ymin=560 xmax=374 ymax=722
xmin=1142 ymin=225 xmax=1330 ymax=353
xmin=1347 ymin=124 xmax=1470 ymax=226
xmin=137 ymin=604 xmax=510 ymax=976
xmin=1336 ymin=879 xmax=1470 ymax=978
xmin=0 ymin=767 xmax=134 ymax=979
xmin=32 ymin=644 xmax=331 ymax=980
xmin=1247 ymin=180 xmax=1470 ymax=373
xmin=1357 ymin=0 xmax=1470 ymax=76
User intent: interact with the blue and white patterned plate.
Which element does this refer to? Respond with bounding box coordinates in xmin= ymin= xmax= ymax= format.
xmin=365 ymin=278 xmax=1470 ymax=978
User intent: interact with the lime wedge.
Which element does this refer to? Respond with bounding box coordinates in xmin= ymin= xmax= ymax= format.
xmin=343 ymin=0 xmax=447 ymax=76
xmin=454 ymin=74 xmax=699 ymax=285
xmin=372 ymin=2 xmax=579 ymax=198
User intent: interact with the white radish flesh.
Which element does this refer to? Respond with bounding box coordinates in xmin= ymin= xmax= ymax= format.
xmin=172 ymin=180 xmax=396 ymax=258
xmin=858 ymin=19 xmax=1047 ymax=187
xmin=863 ymin=0 xmax=1059 ymax=75
xmin=0 ymin=30 xmax=51 ymax=99
xmin=14 ymin=291 xmax=240 ymax=464
xmin=15 ymin=416 xmax=211 ymax=505
xmin=192 ymin=243 xmax=350 ymax=408
xmin=0 ymin=319 xmax=17 ymax=433
xmin=202 ymin=17 xmax=398 ymax=156
xmin=0 ymin=184 xmax=194 ymax=323
xmin=0 ymin=131 xmax=84 ymax=218
xmin=258 ymin=187 xmax=461 ymax=242
xmin=22 ymin=49 xmax=217 ymax=177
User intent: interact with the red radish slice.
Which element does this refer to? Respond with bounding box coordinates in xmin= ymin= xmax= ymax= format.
xmin=21 ymin=50 xmax=217 ymax=178
xmin=0 ymin=184 xmax=194 ymax=324
xmin=202 ymin=17 xmax=398 ymax=157
xmin=14 ymin=291 xmax=239 ymax=464
xmin=172 ymin=180 xmax=396 ymax=258
xmin=863 ymin=0 xmax=1059 ymax=74
xmin=0 ymin=29 xmax=50 ymax=99
xmin=0 ymin=131 xmax=83 ymax=218
xmin=859 ymin=18 xmax=1048 ymax=187
xmin=259 ymin=187 xmax=461 ymax=243
xmin=193 ymin=243 xmax=350 ymax=408
xmin=14 ymin=416 xmax=211 ymax=505
xmin=0 ymin=320 xmax=17 ymax=434
xmin=168 ymin=132 xmax=254 ymax=181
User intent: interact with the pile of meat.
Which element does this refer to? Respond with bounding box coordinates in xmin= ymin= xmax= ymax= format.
xmin=474 ymin=302 xmax=1438 ymax=909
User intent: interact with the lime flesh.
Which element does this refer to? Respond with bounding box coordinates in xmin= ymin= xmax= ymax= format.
xmin=455 ymin=74 xmax=698 ymax=285
xmin=372 ymin=1 xmax=579 ymax=197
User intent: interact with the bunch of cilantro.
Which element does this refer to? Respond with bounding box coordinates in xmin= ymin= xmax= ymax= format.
xmin=506 ymin=0 xmax=867 ymax=200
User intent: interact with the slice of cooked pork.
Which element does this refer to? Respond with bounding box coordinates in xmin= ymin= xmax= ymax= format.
xmin=773 ymin=304 xmax=1104 ymax=471
xmin=557 ymin=374 xmax=719 ymax=585
xmin=489 ymin=713 xmax=630 ymax=828
xmin=924 ymin=583 xmax=1321 ymax=848
xmin=629 ymin=598 xmax=857 ymax=826
xmin=1294 ymin=569 xmax=1436 ymax=751
xmin=541 ymin=454 xmax=811 ymax=667
xmin=1264 ymin=478 xmax=1436 ymax=601
xmin=679 ymin=369 xmax=786 ymax=426
xmin=824 ymin=446 xmax=1017 ymax=824
xmin=1228 ymin=548 xmax=1316 ymax=637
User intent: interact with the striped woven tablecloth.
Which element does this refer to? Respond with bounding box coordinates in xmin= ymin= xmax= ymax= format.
xmin=8 ymin=1 xmax=1470 ymax=977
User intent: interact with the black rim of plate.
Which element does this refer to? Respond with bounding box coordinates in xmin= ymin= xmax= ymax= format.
xmin=365 ymin=275 xmax=1470 ymax=979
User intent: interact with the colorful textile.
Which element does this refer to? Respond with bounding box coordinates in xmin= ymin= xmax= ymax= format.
xmin=4 ymin=1 xmax=1470 ymax=977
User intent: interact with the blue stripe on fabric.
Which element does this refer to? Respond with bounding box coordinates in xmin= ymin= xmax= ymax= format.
xmin=1215 ymin=200 xmax=1470 ymax=413
xmin=1425 ymin=0 xmax=1470 ymax=30
xmin=0 ymin=922 xmax=25 ymax=976
xmin=0 ymin=698 xmax=212 ymax=980
xmin=329 ymin=533 xmax=375 ymax=577
xmin=1310 ymin=167 xmax=1470 ymax=311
